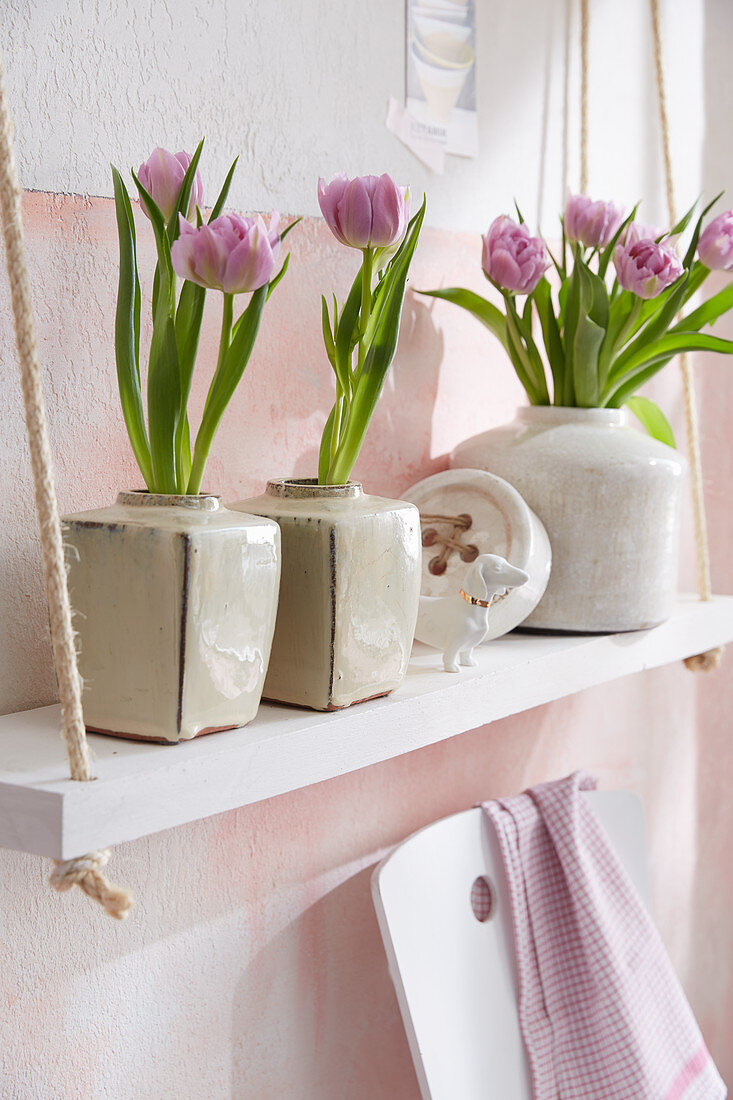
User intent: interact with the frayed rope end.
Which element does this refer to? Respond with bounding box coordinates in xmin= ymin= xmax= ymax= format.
xmin=49 ymin=848 xmax=134 ymax=920
xmin=684 ymin=645 xmax=725 ymax=673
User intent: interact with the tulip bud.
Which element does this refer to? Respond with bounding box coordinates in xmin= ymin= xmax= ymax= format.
xmin=318 ymin=173 xmax=409 ymax=250
xmin=564 ymin=193 xmax=625 ymax=249
xmin=137 ymin=147 xmax=204 ymax=223
xmin=698 ymin=211 xmax=733 ymax=271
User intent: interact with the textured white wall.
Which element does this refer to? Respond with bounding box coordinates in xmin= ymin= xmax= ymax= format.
xmin=4 ymin=0 xmax=705 ymax=233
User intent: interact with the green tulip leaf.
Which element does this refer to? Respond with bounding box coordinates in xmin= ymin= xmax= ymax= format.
xmin=167 ymin=137 xmax=204 ymax=244
xmin=133 ymin=170 xmax=180 ymax=491
xmin=189 ymin=288 xmax=268 ymax=492
xmin=266 ymin=252 xmax=291 ymax=301
xmin=673 ymin=279 xmax=733 ymax=334
xmin=666 ymin=199 xmax=697 ymax=242
xmin=321 ymin=294 xmax=337 ymax=370
xmin=175 ymin=278 xmax=206 ymax=485
xmin=571 ymin=263 xmax=608 ymax=406
xmin=625 ymin=395 xmax=676 ymax=448
xmin=604 ymin=331 xmax=733 ymax=406
xmin=608 ymin=272 xmax=690 ymax=383
xmin=208 ymin=156 xmax=238 ymax=223
xmin=111 ymin=166 xmax=152 ymax=487
xmin=597 ymin=202 xmax=639 ymax=279
xmin=533 ymin=278 xmax=565 ymax=401
xmin=318 ymin=403 xmax=337 ymax=484
xmin=684 ymin=192 xmax=724 ymax=269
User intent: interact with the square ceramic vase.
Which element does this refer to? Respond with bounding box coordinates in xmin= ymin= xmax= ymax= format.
xmin=231 ymin=479 xmax=422 ymax=710
xmin=63 ymin=491 xmax=281 ymax=742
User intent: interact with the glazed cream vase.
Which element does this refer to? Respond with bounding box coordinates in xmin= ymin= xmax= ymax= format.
xmin=231 ymin=479 xmax=422 ymax=710
xmin=63 ymin=492 xmax=281 ymax=742
xmin=451 ymin=407 xmax=687 ymax=632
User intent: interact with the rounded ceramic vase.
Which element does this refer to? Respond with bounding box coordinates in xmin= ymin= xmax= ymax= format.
xmin=451 ymin=407 xmax=687 ymax=632
xmin=63 ymin=491 xmax=281 ymax=742
xmin=231 ymin=479 xmax=422 ymax=710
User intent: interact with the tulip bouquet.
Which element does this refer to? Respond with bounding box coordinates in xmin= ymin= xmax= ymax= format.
xmin=317 ymin=173 xmax=426 ymax=483
xmin=111 ymin=141 xmax=297 ymax=494
xmin=422 ymin=193 xmax=733 ymax=443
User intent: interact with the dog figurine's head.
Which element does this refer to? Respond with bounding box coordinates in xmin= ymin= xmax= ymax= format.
xmin=466 ymin=553 xmax=529 ymax=599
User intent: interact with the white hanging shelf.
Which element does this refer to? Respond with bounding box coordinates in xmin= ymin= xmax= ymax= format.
xmin=1 ymin=594 xmax=732 ymax=860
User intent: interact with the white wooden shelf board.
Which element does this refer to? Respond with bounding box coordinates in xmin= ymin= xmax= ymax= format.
xmin=1 ymin=594 xmax=732 ymax=860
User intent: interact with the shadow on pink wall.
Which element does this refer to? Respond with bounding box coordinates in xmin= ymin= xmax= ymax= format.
xmin=230 ymin=864 xmax=420 ymax=1099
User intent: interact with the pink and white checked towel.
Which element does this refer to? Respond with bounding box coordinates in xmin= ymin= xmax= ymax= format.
xmin=483 ymin=772 xmax=726 ymax=1100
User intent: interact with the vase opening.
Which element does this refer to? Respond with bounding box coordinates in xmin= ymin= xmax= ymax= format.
xmin=517 ymin=406 xmax=628 ymax=428
xmin=116 ymin=490 xmax=222 ymax=511
xmin=265 ymin=478 xmax=363 ymax=500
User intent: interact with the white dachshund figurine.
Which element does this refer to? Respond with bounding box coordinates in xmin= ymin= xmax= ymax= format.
xmin=418 ymin=554 xmax=530 ymax=672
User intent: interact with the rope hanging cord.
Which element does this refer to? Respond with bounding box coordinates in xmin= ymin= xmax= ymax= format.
xmin=578 ymin=0 xmax=722 ymax=672
xmin=0 ymin=49 xmax=133 ymax=917
xmin=647 ymin=0 xmax=722 ymax=672
xmin=579 ymin=0 xmax=590 ymax=194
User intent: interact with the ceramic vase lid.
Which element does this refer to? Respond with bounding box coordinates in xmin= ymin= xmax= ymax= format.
xmin=403 ymin=468 xmax=552 ymax=641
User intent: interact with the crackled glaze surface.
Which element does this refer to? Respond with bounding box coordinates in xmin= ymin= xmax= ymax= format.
xmin=452 ymin=407 xmax=687 ymax=632
xmin=63 ymin=492 xmax=280 ymax=741
xmin=232 ymin=480 xmax=422 ymax=710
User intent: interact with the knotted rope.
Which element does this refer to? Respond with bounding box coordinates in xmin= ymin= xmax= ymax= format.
xmin=50 ymin=849 xmax=133 ymax=920
xmin=0 ymin=48 xmax=134 ymax=916
xmin=579 ymin=0 xmax=722 ymax=672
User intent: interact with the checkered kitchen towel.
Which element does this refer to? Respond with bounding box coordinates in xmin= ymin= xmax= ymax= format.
xmin=483 ymin=772 xmax=726 ymax=1100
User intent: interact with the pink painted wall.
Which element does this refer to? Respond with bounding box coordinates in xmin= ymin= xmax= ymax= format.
xmin=0 ymin=193 xmax=731 ymax=1097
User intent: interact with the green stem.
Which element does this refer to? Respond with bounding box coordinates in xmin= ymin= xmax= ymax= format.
xmin=354 ymin=247 xmax=374 ymax=382
xmin=599 ymin=298 xmax=643 ymax=398
xmin=326 ymin=250 xmax=373 ymax=483
xmin=504 ymin=295 xmax=542 ymax=403
xmin=187 ymin=293 xmax=233 ymax=493
xmin=330 ymin=390 xmax=345 ymax=471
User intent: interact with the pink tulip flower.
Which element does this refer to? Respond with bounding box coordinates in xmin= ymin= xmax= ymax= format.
xmin=613 ymin=237 xmax=683 ymax=299
xmin=171 ymin=212 xmax=281 ymax=294
xmin=137 ymin=147 xmax=204 ymax=223
xmin=621 ymin=222 xmax=664 ymax=246
xmin=318 ymin=173 xmax=409 ymax=250
xmin=698 ymin=210 xmax=733 ymax=270
xmin=564 ymin=193 xmax=625 ymax=248
xmin=481 ymin=215 xmax=550 ymax=295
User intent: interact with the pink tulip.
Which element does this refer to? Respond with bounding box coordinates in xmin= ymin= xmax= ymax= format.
xmin=698 ymin=210 xmax=733 ymax=270
xmin=564 ymin=193 xmax=625 ymax=248
xmin=613 ymin=237 xmax=683 ymax=299
xmin=171 ymin=212 xmax=281 ymax=294
xmin=137 ymin=148 xmax=204 ymax=223
xmin=137 ymin=148 xmax=204 ymax=224
xmin=481 ymin=215 xmax=550 ymax=295
xmin=621 ymin=221 xmax=664 ymax=246
xmin=318 ymin=173 xmax=409 ymax=250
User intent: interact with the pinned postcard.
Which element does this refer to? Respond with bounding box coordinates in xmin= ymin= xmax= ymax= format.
xmin=404 ymin=0 xmax=478 ymax=161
